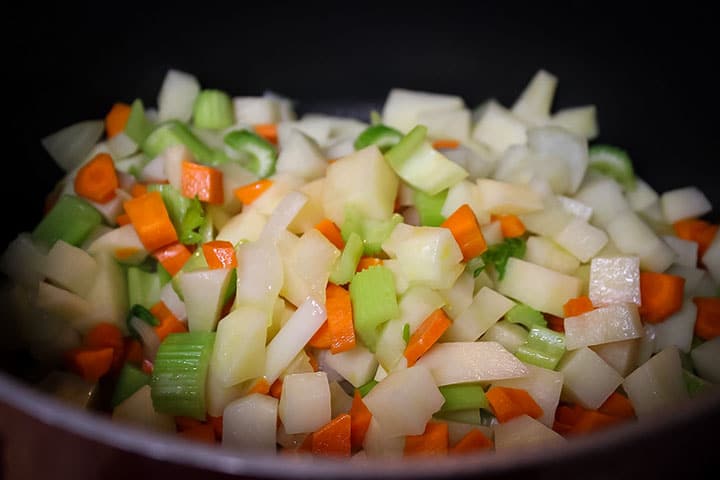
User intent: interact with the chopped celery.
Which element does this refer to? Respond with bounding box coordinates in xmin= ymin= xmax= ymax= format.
xmin=32 ymin=194 xmax=102 ymax=247
xmin=515 ymin=326 xmax=566 ymax=370
xmin=433 ymin=409 xmax=482 ymax=425
xmin=385 ymin=124 xmax=426 ymax=167
xmin=505 ymin=304 xmax=547 ymax=330
xmin=127 ymin=303 xmax=159 ymax=338
xmin=402 ymin=323 xmax=410 ymax=344
xmin=147 ymin=183 xmax=207 ymax=244
xmin=358 ymin=379 xmax=378 ymax=397
xmin=224 ymin=129 xmax=278 ymax=178
xmin=369 ymin=110 xmax=382 ymax=125
xmin=588 ymin=144 xmax=636 ymax=191
xmin=147 ymin=183 xmax=191 ymax=230
xmin=683 ymin=369 xmax=712 ymax=398
xmin=150 ymin=331 xmax=215 ymax=420
xmin=127 ymin=266 xmax=162 ymax=309
xmin=111 ymin=364 xmax=150 ymax=407
xmin=124 ymin=99 xmax=154 ymax=145
xmin=341 ymin=206 xmax=403 ymax=256
xmin=193 ymin=89 xmax=234 ymax=130
xmin=157 ymin=263 xmax=172 ymax=286
xmin=354 ymin=124 xmax=403 ymax=153
xmin=413 ymin=188 xmax=447 ymax=227
xmin=328 ymin=232 xmax=364 ymax=285
xmin=179 ymin=197 xmax=206 ymax=245
xmin=466 ymin=256 xmax=486 ymax=277
xmin=438 ymin=383 xmax=489 ymax=412
xmin=473 ymin=237 xmax=526 ymax=280
xmin=142 ymin=120 xmax=225 ymax=165
xmin=350 ymin=266 xmax=400 ymax=352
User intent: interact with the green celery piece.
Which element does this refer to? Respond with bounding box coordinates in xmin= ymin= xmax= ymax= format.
xmin=179 ymin=197 xmax=206 ymax=245
xmin=142 ymin=120 xmax=225 ymax=165
xmin=124 ymin=99 xmax=154 ymax=145
xmin=157 ymin=262 xmax=172 ymax=286
xmin=402 ymin=323 xmax=410 ymax=344
xmin=340 ymin=206 xmax=403 ymax=256
xmin=384 ymin=125 xmax=427 ymax=170
xmin=413 ymin=188 xmax=448 ymax=227
xmin=127 ymin=266 xmax=163 ymax=309
xmin=680 ymin=350 xmax=695 ymax=372
xmin=369 ymin=110 xmax=382 ymax=125
xmin=683 ymin=369 xmax=712 ymax=398
xmin=193 ymin=89 xmax=234 ymax=130
xmin=32 ymin=194 xmax=102 ymax=247
xmin=350 ymin=265 xmax=400 ymax=352
xmin=150 ymin=331 xmax=215 ymax=420
xmin=224 ymin=129 xmax=278 ymax=178
xmin=340 ymin=206 xmax=364 ymax=243
xmin=466 ymin=256 xmax=486 ymax=277
xmin=358 ymin=379 xmax=378 ymax=397
xmin=329 ymin=232 xmax=364 ymax=285
xmin=515 ymin=326 xmax=566 ymax=370
xmin=475 ymin=237 xmax=526 ymax=280
xmin=147 ymin=183 xmax=192 ymax=232
xmin=438 ymin=383 xmax=489 ymax=412
xmin=433 ymin=409 xmax=482 ymax=425
xmin=505 ymin=304 xmax=547 ymax=330
xmin=588 ymin=144 xmax=636 ymax=191
xmin=354 ymin=124 xmax=403 ymax=153
xmin=221 ymin=268 xmax=237 ymax=306
xmin=111 ymin=364 xmax=150 ymax=408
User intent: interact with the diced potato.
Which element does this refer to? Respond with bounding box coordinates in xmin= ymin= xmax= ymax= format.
xmin=85 ymin=252 xmax=128 ymax=329
xmin=217 ymin=208 xmax=267 ymax=245
xmin=493 ymin=415 xmax=565 ymax=450
xmin=180 ymin=268 xmax=234 ymax=332
xmin=652 ymin=301 xmax=697 ymax=353
xmin=210 ymin=306 xmax=267 ymax=387
xmin=233 ymin=96 xmax=280 ymax=125
xmin=438 ymin=271 xmax=474 ymax=320
xmin=441 ymin=180 xmax=489 ymax=225
xmin=605 ymin=210 xmax=675 ymax=272
xmin=475 ymin=179 xmax=543 ymax=215
xmin=557 ymin=195 xmax=593 ymax=221
xmin=527 ymin=126 xmax=589 ymax=195
xmin=112 ymin=385 xmax=175 ymax=432
xmin=660 ymin=186 xmax=712 ymax=224
xmin=524 ymin=236 xmax=580 ymax=275
xmin=280 ymin=228 xmax=340 ymax=307
xmin=623 ymin=347 xmax=689 ymax=418
xmin=417 ymin=108 xmax=472 ymax=141
xmin=442 ymin=287 xmax=516 ymax=342
xmin=363 ymin=418 xmax=406 ymax=458
xmin=472 ymin=102 xmax=527 ymax=155
xmin=0 ymin=233 xmax=48 ymax=290
xmin=205 ymin=365 xmax=248 ymax=417
xmin=691 ymin=337 xmax=720 ymax=384
xmin=493 ymin=363 xmax=563 ymax=427
xmin=36 ymin=281 xmax=101 ymax=333
xmin=42 ymin=240 xmax=97 ymax=297
xmin=275 ymin=129 xmax=327 ymax=181
xmin=480 ymin=321 xmax=529 ymax=354
xmin=662 ymin=235 xmax=698 ymax=268
xmin=234 ymin=240 xmax=283 ymax=313
xmin=288 ymin=178 xmax=326 ymax=235
xmin=590 ymin=339 xmax=639 ymax=377
xmin=316 ymin=345 xmax=378 ymax=388
xmin=548 ymin=106 xmax=598 ymax=140
xmin=702 ymin=233 xmax=720 ymax=284
xmin=382 ymin=88 xmax=465 ymax=134
xmin=223 ymin=393 xmax=278 ymax=451
xmin=666 ymin=264 xmax=706 ymax=297
xmin=552 ymin=218 xmax=608 ymax=263
xmin=588 ymin=256 xmax=641 ymax=306
xmin=573 ymin=177 xmax=630 ymax=229
xmin=279 ymin=371 xmax=331 ymax=434
xmin=564 ymin=304 xmax=643 ymax=350
xmin=511 ymin=69 xmax=557 ymax=125
xmin=558 ymin=347 xmax=623 ymax=409
xmin=520 ymin=201 xmax=574 ymax=237
xmin=625 ymin=178 xmax=659 ymax=212
xmin=329 ymin=381 xmax=354 ymax=418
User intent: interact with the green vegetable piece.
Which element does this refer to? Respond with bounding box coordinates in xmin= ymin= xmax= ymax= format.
xmin=350 ymin=265 xmax=400 ymax=352
xmin=127 ymin=267 xmax=162 ymax=309
xmin=474 ymin=237 xmax=526 ymax=280
xmin=369 ymin=110 xmax=382 ymax=126
xmin=111 ymin=364 xmax=150 ymax=408
xmin=466 ymin=256 xmax=486 ymax=277
xmin=358 ymin=379 xmax=378 ymax=397
xmin=150 ymin=331 xmax=215 ymax=420
xmin=157 ymin=262 xmax=172 ymax=286
xmin=224 ymin=129 xmax=278 ymax=178
xmin=515 ymin=326 xmax=566 ymax=370
xmin=384 ymin=125 xmax=427 ymax=170
xmin=354 ymin=124 xmax=404 ymax=153
xmin=32 ymin=194 xmax=102 ymax=247
xmin=588 ymin=144 xmax=636 ymax=191
xmin=439 ymin=383 xmax=489 ymax=412
xmin=402 ymin=323 xmax=410 ymax=344
xmin=147 ymin=183 xmax=192 ymax=232
xmin=329 ymin=232 xmax=364 ymax=285
xmin=179 ymin=197 xmax=206 ymax=245
xmin=142 ymin=120 xmax=225 ymax=165
xmin=170 ymin=248 xmax=209 ymax=300
xmin=683 ymin=369 xmax=712 ymax=398
xmin=505 ymin=304 xmax=547 ymax=330
xmin=341 ymin=206 xmax=403 ymax=256
xmin=413 ymin=188 xmax=448 ymax=227
xmin=124 ymin=99 xmax=154 ymax=145
xmin=433 ymin=409 xmax=482 ymax=425
xmin=193 ymin=89 xmax=234 ymax=130
xmin=128 ymin=303 xmax=159 ymax=326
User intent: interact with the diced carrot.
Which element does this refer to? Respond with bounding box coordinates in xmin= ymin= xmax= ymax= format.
xmin=597 ymin=392 xmax=635 ymax=419
xmin=404 ymin=309 xmax=451 ymax=367
xmin=130 ymin=183 xmax=148 ymax=198
xmin=486 ymin=386 xmax=543 ymax=423
xmin=692 ymin=297 xmax=720 ymax=340
xmin=404 ymin=421 xmax=449 ymax=456
xmin=153 ymin=242 xmax=192 ymax=276
xmin=74 ymin=153 xmax=119 ymax=204
xmin=308 ymin=321 xmax=332 ymax=349
xmin=431 ymin=139 xmax=460 ymax=150
xmin=179 ymin=423 xmax=216 ymax=444
xmin=175 ymin=416 xmax=203 ymax=431
xmin=673 ymin=218 xmax=719 ymax=258
xmin=326 ymin=283 xmax=355 ymax=354
xmin=116 ymin=213 xmax=132 ymax=226
xmin=298 ymin=432 xmax=314 ymax=453
xmin=253 ymin=123 xmax=278 ymax=144
xmin=201 ymin=240 xmax=237 ymax=269
xmin=269 ymin=378 xmax=283 ymax=399
xmin=567 ymin=410 xmax=622 ymax=435
xmin=83 ymin=322 xmax=124 ymax=372
xmin=314 ymin=219 xmax=345 ymax=250
xmin=234 ymin=179 xmax=274 ymax=205
xmin=248 ymin=378 xmax=271 ymax=395
xmin=563 ymin=295 xmax=594 ymax=318
xmin=208 ymin=415 xmax=223 ymax=440
xmin=545 ymin=313 xmax=565 ymax=333
xmin=124 ymin=338 xmax=143 ymax=365
xmin=311 ymin=414 xmax=352 ymax=457
xmin=441 ymin=204 xmax=488 ymax=261
xmin=552 ymin=420 xmax=574 ymax=435
xmin=356 ymin=257 xmax=383 ymax=272
xmin=181 ymin=161 xmax=224 ymax=204
xmin=350 ymin=390 xmax=372 ymax=450
xmin=493 ymin=214 xmax=526 ymax=238
xmin=64 ymin=347 xmax=114 ymax=382
xmin=150 ymin=301 xmax=188 ymax=341
xmin=105 ymin=102 xmax=132 ymax=138
xmin=638 ymin=272 xmax=685 ymax=323
xmin=555 ymin=404 xmax=585 ymax=426
xmin=123 ymin=191 xmax=178 ymax=251
xmin=449 ymin=428 xmax=493 ymax=454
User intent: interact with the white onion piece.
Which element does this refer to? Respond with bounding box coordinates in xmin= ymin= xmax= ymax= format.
xmin=130 ymin=316 xmax=160 ymax=362
xmin=260 ymin=191 xmax=308 ymax=243
xmin=42 ymin=120 xmax=105 ymax=172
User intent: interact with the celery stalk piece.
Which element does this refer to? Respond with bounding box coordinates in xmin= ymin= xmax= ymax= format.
xmin=350 ymin=266 xmax=400 ymax=352
xmin=150 ymin=331 xmax=215 ymax=420
xmin=588 ymin=144 xmax=636 ymax=191
xmin=358 ymin=379 xmax=379 ymax=397
xmin=341 ymin=206 xmax=403 ymax=256
xmin=126 ymin=303 xmax=159 ymax=338
xmin=413 ymin=187 xmax=448 ymax=227
xmin=127 ymin=267 xmax=163 ymax=309
xmin=354 ymin=124 xmax=403 ymax=152
xmin=193 ymin=89 xmax=234 ymax=130
xmin=515 ymin=326 xmax=566 ymax=370
xmin=683 ymin=369 xmax=712 ymax=398
xmin=143 ymin=121 xmax=225 ymax=165
xmin=505 ymin=304 xmax=547 ymax=330
xmin=329 ymin=231 xmax=364 ymax=285
xmin=111 ymin=364 xmax=150 ymax=408
xmin=32 ymin=194 xmax=102 ymax=247
xmin=224 ymin=129 xmax=278 ymax=178
xmin=438 ymin=383 xmax=489 ymax=412
xmin=124 ymin=99 xmax=154 ymax=145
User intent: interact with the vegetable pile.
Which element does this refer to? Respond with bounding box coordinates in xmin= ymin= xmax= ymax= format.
xmin=1 ymin=69 xmax=718 ymax=458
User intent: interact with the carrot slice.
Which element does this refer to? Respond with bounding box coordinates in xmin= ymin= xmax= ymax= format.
xmin=150 ymin=301 xmax=187 ymax=341
xmin=449 ymin=428 xmax=493 ymax=454
xmin=308 ymin=321 xmax=332 ymax=349
xmin=314 ymin=219 xmax=345 ymax=250
xmin=494 ymin=214 xmax=526 ymax=238
xmin=247 ymin=378 xmax=271 ymax=395
xmin=673 ymin=218 xmax=719 ymax=258
xmin=175 ymin=416 xmax=203 ymax=431
xmin=404 ymin=421 xmax=449 ymax=456
xmin=567 ymin=410 xmax=622 ymax=435
xmin=563 ymin=295 xmax=594 ymax=318
xmin=404 ymin=309 xmax=451 ymax=367
xmin=269 ymin=378 xmax=283 ymax=399
xmin=431 ymin=139 xmax=460 ymax=150
xmin=350 ymin=390 xmax=372 ymax=450
xmin=441 ymin=204 xmax=487 ymax=261
xmin=545 ymin=313 xmax=565 ymax=333
xmin=692 ymin=297 xmax=720 ymax=340
xmin=234 ymin=179 xmax=273 ymax=205
xmin=181 ymin=161 xmax=224 ymax=204
xmin=202 ymin=240 xmax=238 ymax=269
xmin=326 ymin=283 xmax=355 ymax=354
xmin=116 ymin=213 xmax=132 ymax=226
xmin=638 ymin=272 xmax=685 ymax=323
xmin=83 ymin=322 xmax=124 ymax=372
xmin=356 ymin=257 xmax=383 ymax=272
xmin=123 ymin=191 xmax=178 ymax=251
xmin=105 ymin=102 xmax=132 ymax=138
xmin=486 ymin=386 xmax=543 ymax=423
xmin=153 ymin=242 xmax=192 ymax=276
xmin=64 ymin=347 xmax=114 ymax=382
xmin=208 ymin=415 xmax=223 ymax=440
xmin=124 ymin=338 xmax=143 ymax=365
xmin=179 ymin=423 xmax=216 ymax=444
xmin=253 ymin=123 xmax=278 ymax=144
xmin=311 ymin=414 xmax=352 ymax=457
xmin=597 ymin=392 xmax=635 ymax=419
xmin=74 ymin=153 xmax=119 ymax=204
xmin=130 ymin=183 xmax=148 ymax=198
